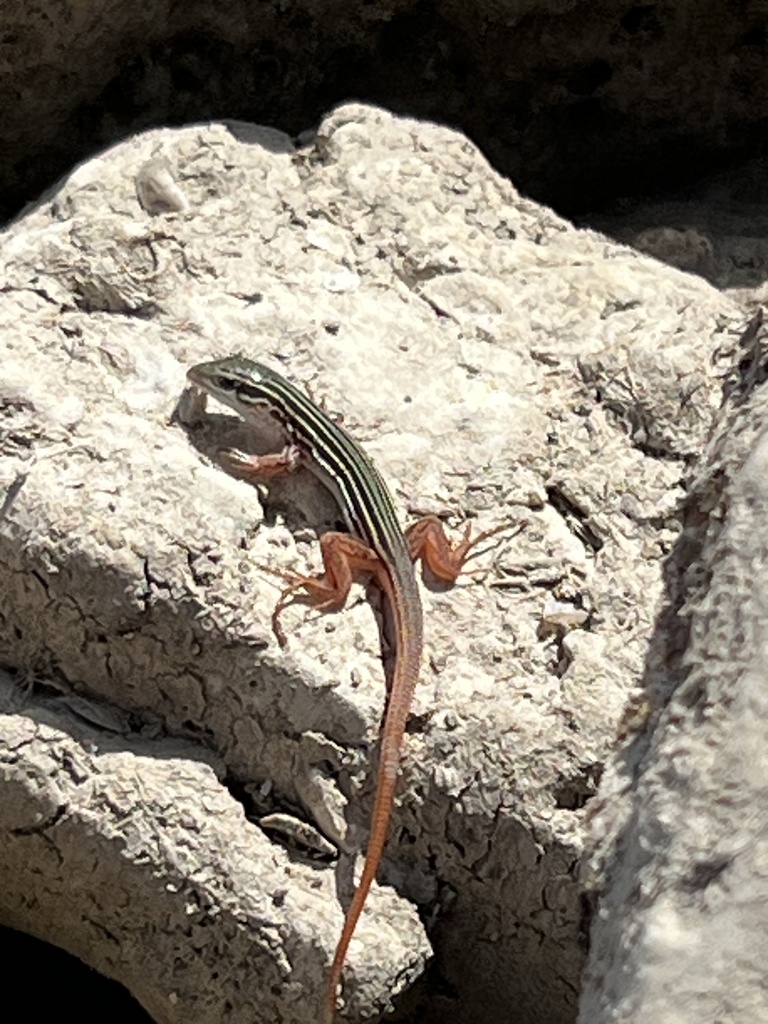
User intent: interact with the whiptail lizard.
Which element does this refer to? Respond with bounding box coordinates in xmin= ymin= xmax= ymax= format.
xmin=186 ymin=355 xmax=504 ymax=1023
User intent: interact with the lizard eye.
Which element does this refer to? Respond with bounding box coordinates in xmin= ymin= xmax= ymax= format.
xmin=211 ymin=374 xmax=237 ymax=393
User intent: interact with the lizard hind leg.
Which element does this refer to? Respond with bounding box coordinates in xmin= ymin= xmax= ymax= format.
xmin=262 ymin=530 xmax=381 ymax=646
xmin=406 ymin=514 xmax=513 ymax=583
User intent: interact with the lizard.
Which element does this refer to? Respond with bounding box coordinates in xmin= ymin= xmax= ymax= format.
xmin=185 ymin=355 xmax=505 ymax=1023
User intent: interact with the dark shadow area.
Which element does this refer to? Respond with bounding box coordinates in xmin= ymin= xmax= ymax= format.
xmin=0 ymin=925 xmax=154 ymax=1023
xmin=3 ymin=0 xmax=768 ymax=222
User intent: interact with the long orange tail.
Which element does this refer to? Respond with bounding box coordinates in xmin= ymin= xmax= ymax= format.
xmin=324 ymin=568 xmax=422 ymax=1023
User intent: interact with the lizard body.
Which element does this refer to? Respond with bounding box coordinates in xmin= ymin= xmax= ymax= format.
xmin=186 ymin=356 xmax=500 ymax=1022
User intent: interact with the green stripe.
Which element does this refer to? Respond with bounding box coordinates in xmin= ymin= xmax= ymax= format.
xmin=187 ymin=356 xmax=413 ymax=574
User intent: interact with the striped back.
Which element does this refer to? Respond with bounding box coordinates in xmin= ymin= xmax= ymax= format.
xmin=187 ymin=356 xmax=412 ymax=574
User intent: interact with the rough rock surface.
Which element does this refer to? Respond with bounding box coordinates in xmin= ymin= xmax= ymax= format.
xmin=0 ymin=103 xmax=750 ymax=1023
xmin=580 ymin=309 xmax=768 ymax=1024
xmin=1 ymin=2 xmax=767 ymax=218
